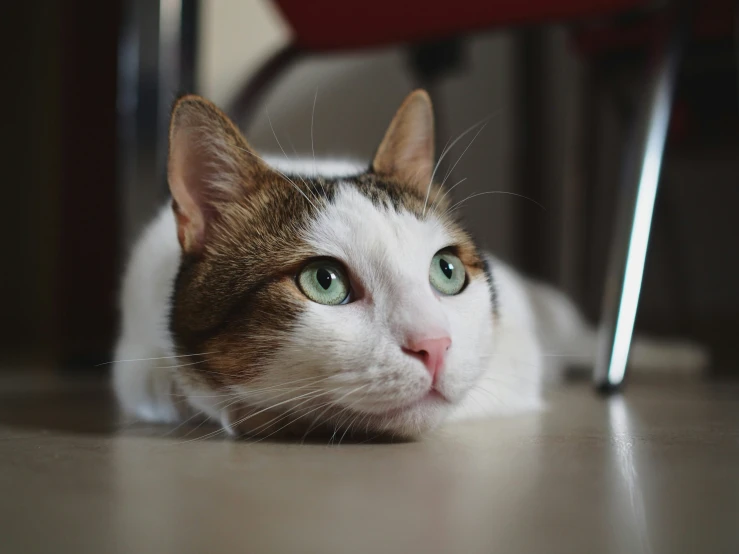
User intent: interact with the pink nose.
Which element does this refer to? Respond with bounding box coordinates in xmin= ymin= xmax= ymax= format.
xmin=402 ymin=336 xmax=452 ymax=383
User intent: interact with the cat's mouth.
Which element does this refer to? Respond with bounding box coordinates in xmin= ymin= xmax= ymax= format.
xmin=362 ymin=389 xmax=450 ymax=418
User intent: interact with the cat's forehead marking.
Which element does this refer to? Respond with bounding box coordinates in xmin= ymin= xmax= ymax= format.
xmin=341 ymin=173 xmax=426 ymax=214
xmin=309 ymin=183 xmax=447 ymax=250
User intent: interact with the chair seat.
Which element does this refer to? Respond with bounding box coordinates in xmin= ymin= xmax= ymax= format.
xmin=274 ymin=0 xmax=646 ymax=51
xmin=574 ymin=0 xmax=736 ymax=54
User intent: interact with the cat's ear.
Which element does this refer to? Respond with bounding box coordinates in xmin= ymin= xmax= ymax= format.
xmin=168 ymin=94 xmax=267 ymax=254
xmin=372 ymin=90 xmax=435 ymax=192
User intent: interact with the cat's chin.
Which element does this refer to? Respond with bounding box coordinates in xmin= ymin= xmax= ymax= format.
xmin=346 ymin=391 xmax=453 ymax=439
xmin=361 ymin=390 xmax=449 ymax=417
xmin=221 ymin=392 xmax=452 ymax=442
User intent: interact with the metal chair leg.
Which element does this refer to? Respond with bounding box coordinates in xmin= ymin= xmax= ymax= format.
xmin=594 ymin=8 xmax=689 ymax=391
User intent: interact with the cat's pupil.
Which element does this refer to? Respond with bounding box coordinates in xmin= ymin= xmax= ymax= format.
xmin=316 ymin=268 xmax=333 ymax=290
xmin=440 ymin=258 xmax=454 ymax=279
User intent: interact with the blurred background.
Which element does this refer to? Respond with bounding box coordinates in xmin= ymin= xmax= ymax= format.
xmin=2 ymin=0 xmax=738 ymax=377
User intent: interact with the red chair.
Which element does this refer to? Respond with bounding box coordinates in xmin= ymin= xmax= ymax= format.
xmin=230 ymin=0 xmax=646 ymax=129
xmin=225 ymin=1 xmax=731 ymax=391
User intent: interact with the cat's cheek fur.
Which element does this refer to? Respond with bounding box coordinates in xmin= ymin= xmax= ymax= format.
xmin=434 ymin=276 xmax=497 ymax=402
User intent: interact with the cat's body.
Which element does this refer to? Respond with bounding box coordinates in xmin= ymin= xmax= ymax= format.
xmin=113 ymin=92 xmax=707 ymax=439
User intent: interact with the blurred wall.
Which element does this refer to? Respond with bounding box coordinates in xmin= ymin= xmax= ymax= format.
xmin=199 ymin=0 xmax=289 ymax=107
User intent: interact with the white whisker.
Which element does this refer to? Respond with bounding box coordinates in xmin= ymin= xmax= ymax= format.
xmin=152 ymin=359 xmax=209 ymax=369
xmin=422 ymin=113 xmax=499 ymax=217
xmin=246 ymin=391 xmax=336 ymax=436
xmin=311 ymin=88 xmax=318 ymax=173
xmin=433 ymin=177 xmax=466 ymax=208
xmin=174 ymin=397 xmax=239 ymax=438
xmin=98 ymin=352 xmax=218 ymax=366
xmin=441 ymin=123 xmax=486 ymax=190
xmin=445 ymin=190 xmax=546 ymax=216
xmin=255 ymin=384 xmax=370 ymax=444
xmin=236 ymin=146 xmax=320 ymax=211
xmin=266 ymin=109 xmax=321 ymax=202
xmin=337 ymin=411 xmax=364 ymax=445
xmin=175 ymin=387 xmax=331 ymax=445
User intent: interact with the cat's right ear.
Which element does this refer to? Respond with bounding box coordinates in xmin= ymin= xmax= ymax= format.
xmin=167 ymin=95 xmax=267 ymax=254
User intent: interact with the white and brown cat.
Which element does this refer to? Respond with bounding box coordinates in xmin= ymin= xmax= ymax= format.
xmin=113 ymin=90 xmax=707 ymax=439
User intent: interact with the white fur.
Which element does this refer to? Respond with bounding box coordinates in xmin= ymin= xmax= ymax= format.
xmin=264 ymin=156 xmax=365 ymax=178
xmin=113 ymin=158 xmax=709 ymax=436
xmin=112 ymin=205 xmax=183 ymax=423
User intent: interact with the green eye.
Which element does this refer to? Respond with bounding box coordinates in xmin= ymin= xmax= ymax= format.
xmin=429 ymin=251 xmax=466 ymax=295
xmin=297 ymin=260 xmax=350 ymax=305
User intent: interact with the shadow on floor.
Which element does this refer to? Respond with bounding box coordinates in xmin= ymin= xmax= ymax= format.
xmin=0 ymin=375 xmax=402 ymax=446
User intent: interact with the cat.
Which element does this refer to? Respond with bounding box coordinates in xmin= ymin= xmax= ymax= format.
xmin=113 ymin=90 xmax=708 ymax=440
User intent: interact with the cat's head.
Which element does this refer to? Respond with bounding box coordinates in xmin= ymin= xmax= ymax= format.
xmin=168 ymin=91 xmax=497 ymax=439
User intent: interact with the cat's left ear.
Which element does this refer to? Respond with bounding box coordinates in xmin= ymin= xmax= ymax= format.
xmin=371 ymin=90 xmax=435 ymax=192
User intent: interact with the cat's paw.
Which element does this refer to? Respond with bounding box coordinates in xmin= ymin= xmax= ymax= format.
xmin=113 ymin=361 xmax=189 ymax=424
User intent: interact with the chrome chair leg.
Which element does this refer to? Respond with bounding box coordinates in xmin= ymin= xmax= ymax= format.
xmin=594 ymin=8 xmax=689 ymax=391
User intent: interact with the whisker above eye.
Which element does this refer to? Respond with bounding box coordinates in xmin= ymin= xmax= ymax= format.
xmin=266 ymin=108 xmax=323 ymax=202
xmin=311 ymin=89 xmax=318 ymax=171
xmin=444 ymin=190 xmax=547 ymax=216
xmin=309 ymin=88 xmax=327 ymax=198
xmin=433 ymin=177 xmax=466 ymax=209
xmin=433 ymin=122 xmax=488 ymax=211
xmin=235 ymin=145 xmax=320 ymax=211
xmin=423 ymin=112 xmax=500 ymax=217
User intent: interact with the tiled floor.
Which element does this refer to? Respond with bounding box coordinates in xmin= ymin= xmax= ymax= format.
xmin=0 ymin=370 xmax=737 ymax=554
